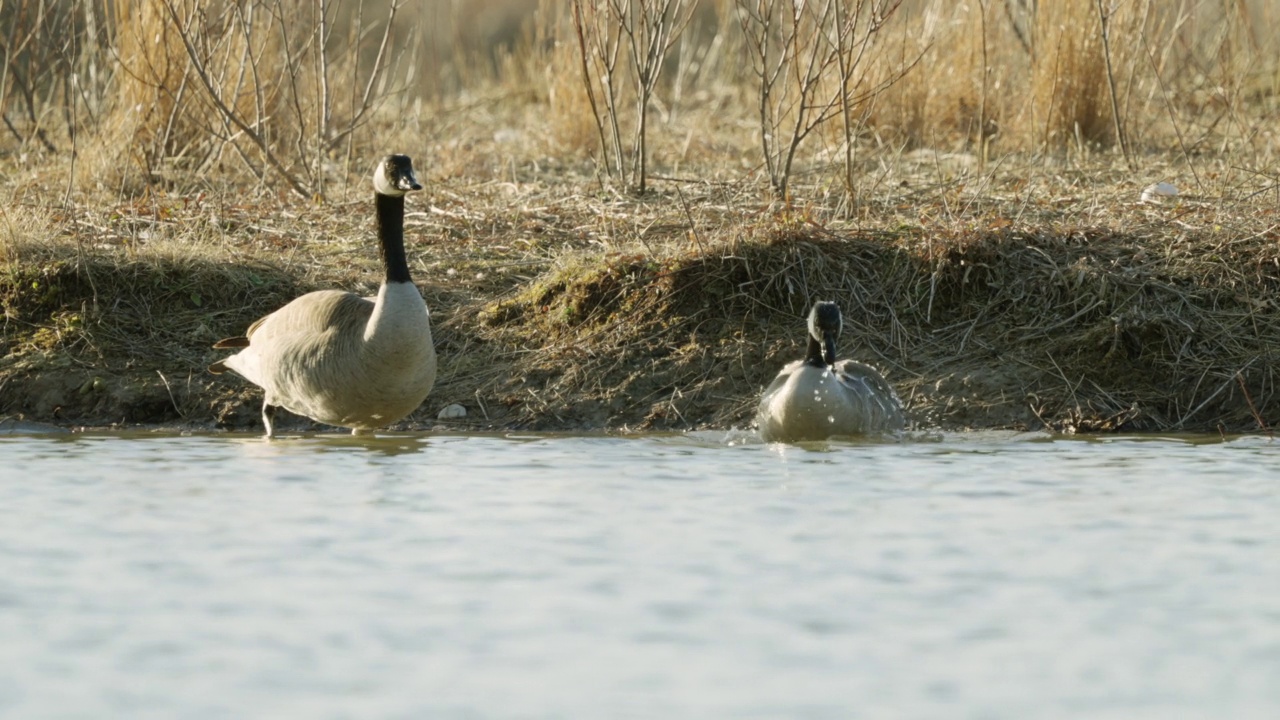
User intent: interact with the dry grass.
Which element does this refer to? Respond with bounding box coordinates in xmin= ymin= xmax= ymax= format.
xmin=445 ymin=161 xmax=1280 ymax=433
xmin=851 ymin=0 xmax=1280 ymax=163
xmin=6 ymin=144 xmax=1279 ymax=433
xmin=2 ymin=0 xmax=1279 ymax=433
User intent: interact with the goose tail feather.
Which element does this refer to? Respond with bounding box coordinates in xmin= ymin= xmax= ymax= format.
xmin=212 ymin=336 xmax=250 ymax=349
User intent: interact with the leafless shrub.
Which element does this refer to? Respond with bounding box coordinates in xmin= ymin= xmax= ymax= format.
xmin=734 ymin=0 xmax=908 ymax=199
xmin=110 ymin=0 xmax=408 ymax=199
xmin=4 ymin=0 xmax=1279 ymax=202
xmin=0 ymin=0 xmax=112 ymax=153
xmin=571 ymin=0 xmax=697 ymax=194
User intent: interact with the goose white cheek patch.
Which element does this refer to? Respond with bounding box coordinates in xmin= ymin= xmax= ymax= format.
xmin=373 ymin=166 xmax=402 ymax=196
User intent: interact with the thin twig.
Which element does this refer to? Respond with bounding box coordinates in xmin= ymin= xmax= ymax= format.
xmin=1094 ymin=0 xmax=1132 ymax=169
xmin=159 ymin=0 xmax=311 ymax=199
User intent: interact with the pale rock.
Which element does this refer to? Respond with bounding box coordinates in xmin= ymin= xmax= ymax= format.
xmin=437 ymin=403 xmax=467 ymax=420
xmin=1140 ymin=182 xmax=1178 ymax=204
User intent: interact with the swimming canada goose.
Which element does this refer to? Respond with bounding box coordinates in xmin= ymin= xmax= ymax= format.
xmin=208 ymin=154 xmax=436 ymax=437
xmin=756 ymin=301 xmax=904 ymax=442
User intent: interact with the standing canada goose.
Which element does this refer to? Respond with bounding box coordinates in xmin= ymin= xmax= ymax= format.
xmin=756 ymin=301 xmax=904 ymax=443
xmin=209 ymin=154 xmax=436 ymax=437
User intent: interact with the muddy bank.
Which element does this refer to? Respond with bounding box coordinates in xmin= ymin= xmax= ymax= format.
xmin=4 ymin=217 xmax=1278 ymax=435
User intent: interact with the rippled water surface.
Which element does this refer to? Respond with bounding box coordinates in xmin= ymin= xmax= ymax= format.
xmin=2 ymin=430 xmax=1279 ymax=719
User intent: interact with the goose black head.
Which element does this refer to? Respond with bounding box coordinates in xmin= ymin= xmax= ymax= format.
xmin=373 ymin=154 xmax=423 ymax=197
xmin=806 ymin=301 xmax=842 ymax=367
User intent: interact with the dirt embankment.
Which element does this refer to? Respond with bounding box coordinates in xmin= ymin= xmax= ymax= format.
xmin=4 ymin=202 xmax=1279 ymax=435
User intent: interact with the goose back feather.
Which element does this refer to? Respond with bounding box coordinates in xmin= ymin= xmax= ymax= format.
xmin=757 ymin=301 xmax=904 ymax=442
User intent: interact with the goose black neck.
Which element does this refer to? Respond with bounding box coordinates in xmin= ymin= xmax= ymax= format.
xmin=376 ymin=193 xmax=411 ymax=284
xmin=804 ymin=336 xmax=826 ymax=368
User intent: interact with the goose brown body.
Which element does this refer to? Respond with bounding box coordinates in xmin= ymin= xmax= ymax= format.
xmin=209 ymin=155 xmax=435 ymax=437
xmin=757 ymin=301 xmax=904 ymax=442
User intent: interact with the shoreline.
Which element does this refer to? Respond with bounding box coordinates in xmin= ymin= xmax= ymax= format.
xmin=4 ymin=182 xmax=1277 ymax=436
xmin=3 ymin=0 xmax=1277 ymax=437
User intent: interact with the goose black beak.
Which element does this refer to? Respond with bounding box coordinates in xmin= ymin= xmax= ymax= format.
xmin=399 ymin=175 xmax=423 ymax=192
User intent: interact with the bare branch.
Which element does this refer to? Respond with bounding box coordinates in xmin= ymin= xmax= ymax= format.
xmin=159 ymin=0 xmax=310 ymax=198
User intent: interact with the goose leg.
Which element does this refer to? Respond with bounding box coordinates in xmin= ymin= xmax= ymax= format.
xmin=262 ymin=403 xmax=278 ymax=439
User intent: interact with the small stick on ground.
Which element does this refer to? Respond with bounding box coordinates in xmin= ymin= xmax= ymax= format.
xmin=1235 ymin=372 xmax=1271 ymax=437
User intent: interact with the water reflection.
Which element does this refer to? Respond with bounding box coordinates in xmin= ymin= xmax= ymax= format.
xmin=269 ymin=432 xmax=431 ymax=458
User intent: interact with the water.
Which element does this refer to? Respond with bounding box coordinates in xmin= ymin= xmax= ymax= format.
xmin=2 ymin=430 xmax=1279 ymax=719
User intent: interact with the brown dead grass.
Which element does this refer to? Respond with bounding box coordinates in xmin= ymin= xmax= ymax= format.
xmin=5 ymin=139 xmax=1279 ymax=434
xmin=451 ymin=171 xmax=1280 ymax=433
xmin=2 ymin=0 xmax=1279 ymax=434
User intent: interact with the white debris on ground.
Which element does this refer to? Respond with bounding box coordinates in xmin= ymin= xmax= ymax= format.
xmin=1140 ymin=182 xmax=1179 ymax=204
xmin=437 ymin=403 xmax=467 ymax=420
